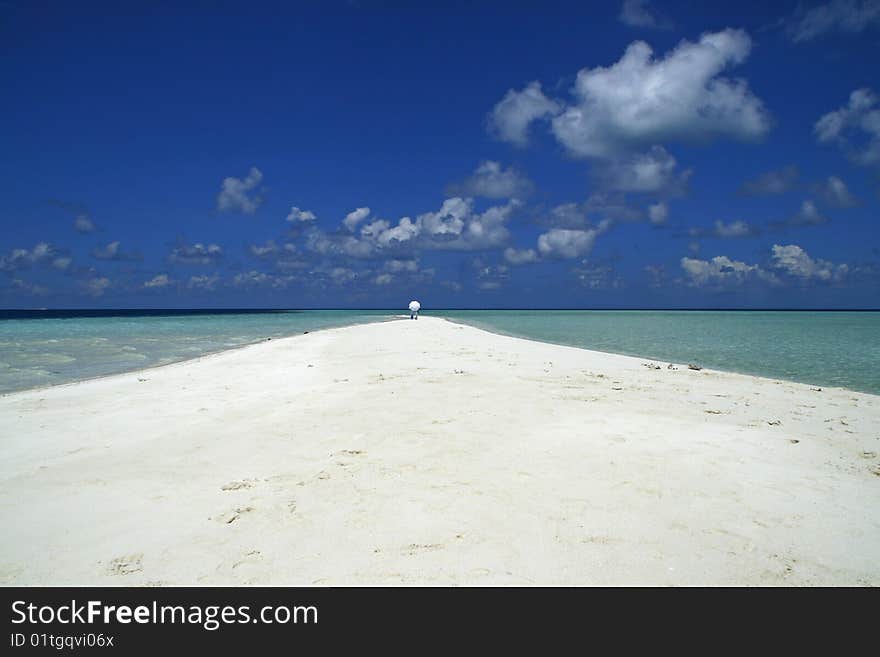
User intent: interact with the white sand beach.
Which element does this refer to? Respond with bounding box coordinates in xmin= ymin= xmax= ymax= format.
xmin=1 ymin=316 xmax=878 ymax=586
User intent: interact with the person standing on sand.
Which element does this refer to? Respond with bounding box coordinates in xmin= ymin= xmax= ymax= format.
xmin=409 ymin=300 xmax=420 ymax=320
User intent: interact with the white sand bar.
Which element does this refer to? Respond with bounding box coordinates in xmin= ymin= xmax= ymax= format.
xmin=1 ymin=317 xmax=878 ymax=585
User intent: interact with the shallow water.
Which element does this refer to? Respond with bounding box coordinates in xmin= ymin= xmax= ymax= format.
xmin=0 ymin=310 xmax=392 ymax=394
xmin=436 ymin=310 xmax=880 ymax=395
xmin=1 ymin=309 xmax=878 ymax=395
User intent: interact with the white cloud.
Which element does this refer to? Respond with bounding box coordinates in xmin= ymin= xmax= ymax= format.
xmin=329 ymin=267 xmax=358 ymax=285
xmin=714 ymin=220 xmax=754 ymax=238
xmin=680 ymin=255 xmax=763 ymax=286
xmin=92 ymin=240 xmax=138 ymax=261
xmin=680 ymin=244 xmax=847 ymax=287
xmin=168 ymin=242 xmax=223 ymax=265
xmin=573 ymin=263 xmax=623 ymax=290
xmin=373 ymin=273 xmax=393 ymax=285
xmin=286 ymin=206 xmax=317 ymax=223
xmin=813 ymin=175 xmax=858 ymax=207
xmin=73 ymin=215 xmax=96 ymax=233
xmin=383 ymin=258 xmax=419 ymax=273
xmin=494 ymin=30 xmax=769 ymax=158
xmin=0 ymin=242 xmax=59 ymax=272
xmin=10 ymin=278 xmax=49 ymax=296
xmin=537 ymin=228 xmax=600 ymax=259
xmin=342 ymin=207 xmax=370 ymax=231
xmin=370 ymin=217 xmax=422 ymax=247
xmin=597 ymin=146 xmax=691 ymax=193
xmin=771 ymin=244 xmax=848 ymax=281
xmin=417 ymin=197 xmax=470 ymax=239
xmin=739 ymin=165 xmax=800 ymax=196
xmin=187 ymin=274 xmax=219 ymax=290
xmin=80 ymin=276 xmax=111 ymax=297
xmin=697 ymin=219 xmax=759 ymax=238
xmin=540 ymin=202 xmax=589 ymax=228
xmin=306 ymin=197 xmax=520 ymax=258
xmin=583 ymin=194 xmax=644 ymax=222
xmin=232 ymin=270 xmax=295 ymax=289
xmin=216 ymin=167 xmax=263 ymax=214
xmin=470 ymin=258 xmax=510 ymax=290
xmin=144 ymin=274 xmax=172 ymax=288
xmin=815 ymin=88 xmax=880 ymax=165
xmin=92 ymin=241 xmax=119 ymax=259
xmin=787 ymin=0 xmax=880 ymax=42
xmin=52 ymin=256 xmax=72 ymax=270
xmin=488 ymin=81 xmax=561 ymax=146
xmin=648 ymin=201 xmax=668 ymax=225
xmin=503 ymin=247 xmax=540 ymax=265
xmin=447 ymin=161 xmax=533 ymax=199
xmin=619 ymin=0 xmax=673 ymax=29
xmin=248 ymin=240 xmax=279 ymax=258
xmin=788 ymin=199 xmax=829 ymax=226
xmin=435 ymin=199 xmax=519 ymax=250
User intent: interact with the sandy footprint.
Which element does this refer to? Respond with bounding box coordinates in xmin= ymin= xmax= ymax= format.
xmin=221 ymin=479 xmax=257 ymax=491
xmin=106 ymin=553 xmax=143 ymax=576
xmin=212 ymin=506 xmax=255 ymax=524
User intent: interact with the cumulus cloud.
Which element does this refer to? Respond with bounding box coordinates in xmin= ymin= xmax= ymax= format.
xmin=383 ymin=258 xmax=419 ymax=273
xmin=787 ymin=199 xmax=829 ymax=226
xmin=583 ymin=194 xmax=645 ymax=222
xmin=286 ymin=206 xmax=317 ymax=223
xmin=680 ymin=244 xmax=847 ymax=287
xmin=539 ymin=203 xmax=588 ymax=228
xmin=680 ymin=255 xmax=767 ymax=286
xmin=168 ymin=241 xmax=223 ymax=265
xmin=528 ymin=29 xmax=770 ymax=158
xmin=144 ymin=274 xmax=172 ymax=288
xmin=92 ymin=240 xmax=139 ymax=261
xmin=812 ymin=175 xmax=858 ymax=207
xmin=770 ymin=244 xmax=848 ymax=281
xmin=216 ymin=167 xmax=264 ymax=214
xmin=503 ymin=247 xmax=540 ymax=265
xmin=73 ymin=215 xmax=97 ymax=233
xmin=187 ymin=274 xmax=219 ymax=290
xmin=248 ymin=240 xmax=279 ymax=258
xmin=786 ymin=0 xmax=880 ymax=42
xmin=739 ymin=165 xmax=800 ymax=196
xmin=447 ymin=161 xmax=534 ymax=199
xmin=10 ymin=278 xmax=49 ymax=296
xmin=573 ymin=262 xmax=623 ymax=290
xmin=52 ymin=256 xmax=72 ymax=270
xmin=488 ymin=81 xmax=561 ymax=146
xmin=329 ymin=267 xmax=358 ymax=285
xmin=342 ymin=207 xmax=370 ymax=231
xmin=537 ymin=228 xmax=600 ymax=259
xmin=648 ymin=201 xmax=669 ymax=225
xmin=815 ymin=88 xmax=880 ymax=166
xmin=596 ymin=146 xmax=691 ymax=194
xmin=0 ymin=242 xmax=60 ymax=272
xmin=306 ymin=197 xmax=520 ymax=258
xmin=80 ymin=276 xmax=111 ymax=297
xmin=469 ymin=258 xmax=510 ymax=290
xmin=619 ymin=0 xmax=674 ymax=30
xmin=690 ymin=219 xmax=760 ymax=239
xmin=422 ymin=198 xmax=520 ymax=250
xmin=373 ymin=273 xmax=393 ymax=286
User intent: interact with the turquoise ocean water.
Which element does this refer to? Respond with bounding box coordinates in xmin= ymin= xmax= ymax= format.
xmin=1 ymin=309 xmax=878 ymax=395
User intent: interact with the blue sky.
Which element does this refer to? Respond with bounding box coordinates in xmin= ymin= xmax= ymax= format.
xmin=1 ymin=0 xmax=879 ymax=308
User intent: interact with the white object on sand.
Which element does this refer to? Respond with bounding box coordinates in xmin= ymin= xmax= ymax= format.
xmin=408 ymin=300 xmax=420 ymax=313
